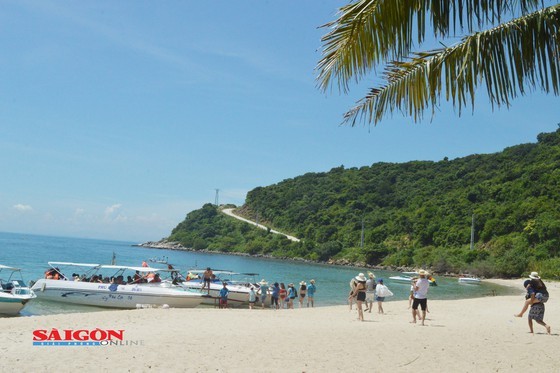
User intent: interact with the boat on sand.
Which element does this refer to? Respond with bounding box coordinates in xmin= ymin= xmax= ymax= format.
xmin=0 ymin=264 xmax=36 ymax=316
xmin=30 ymin=262 xmax=204 ymax=309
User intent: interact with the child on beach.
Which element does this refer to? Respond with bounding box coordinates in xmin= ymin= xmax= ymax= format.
xmin=219 ymin=282 xmax=229 ymax=309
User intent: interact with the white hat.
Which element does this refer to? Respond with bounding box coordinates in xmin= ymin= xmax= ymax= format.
xmin=260 ymin=279 xmax=268 ymax=285
xmin=368 ymin=272 xmax=375 ymax=279
xmin=300 ymin=281 xmax=306 ymax=286
xmin=418 ymin=269 xmax=429 ymax=276
xmin=529 ymin=272 xmax=540 ymax=280
xmin=355 ymin=273 xmax=367 ymax=282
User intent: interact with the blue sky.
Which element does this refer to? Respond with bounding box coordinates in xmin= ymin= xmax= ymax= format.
xmin=1 ymin=1 xmax=558 ymax=242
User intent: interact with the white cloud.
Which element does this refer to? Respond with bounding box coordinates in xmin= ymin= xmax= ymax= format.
xmin=104 ymin=204 xmax=122 ymax=217
xmin=13 ymin=204 xmax=33 ymax=212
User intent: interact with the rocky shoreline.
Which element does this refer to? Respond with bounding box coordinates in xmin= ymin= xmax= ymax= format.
xmin=133 ymin=240 xmax=430 ymax=274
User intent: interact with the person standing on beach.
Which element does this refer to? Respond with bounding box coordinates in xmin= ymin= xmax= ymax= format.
xmin=271 ymin=282 xmax=280 ymax=310
xmin=298 ymin=281 xmax=307 ymax=308
xmin=411 ymin=270 xmax=430 ymax=325
xmin=219 ymin=282 xmax=229 ymax=309
xmin=307 ymin=279 xmax=316 ymax=307
xmin=287 ymin=283 xmax=297 ymax=309
xmin=201 ymin=267 xmax=213 ymax=295
xmin=349 ymin=273 xmax=367 ymax=321
xmin=348 ymin=278 xmax=358 ymax=310
xmin=258 ymin=280 xmax=269 ymax=309
xmin=365 ymin=272 xmax=376 ymax=313
xmin=248 ymin=286 xmax=257 ymax=310
xmin=279 ymin=283 xmax=287 ymax=308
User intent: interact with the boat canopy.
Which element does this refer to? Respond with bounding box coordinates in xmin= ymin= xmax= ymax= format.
xmin=47 ymin=262 xmax=169 ymax=273
xmin=0 ymin=264 xmax=22 ymax=271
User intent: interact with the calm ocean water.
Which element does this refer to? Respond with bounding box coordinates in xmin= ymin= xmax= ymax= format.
xmin=0 ymin=231 xmax=517 ymax=316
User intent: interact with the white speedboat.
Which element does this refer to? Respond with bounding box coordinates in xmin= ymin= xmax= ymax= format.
xmin=388 ymin=275 xmax=414 ymax=283
xmin=181 ymin=270 xmax=260 ymax=306
xmin=30 ymin=262 xmax=204 ymax=309
xmin=0 ymin=264 xmax=36 ymax=316
xmin=458 ymin=275 xmax=481 ymax=284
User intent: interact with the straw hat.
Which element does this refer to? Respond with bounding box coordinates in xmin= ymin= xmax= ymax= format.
xmin=418 ymin=269 xmax=429 ymax=276
xmin=259 ymin=279 xmax=268 ymax=285
xmin=355 ymin=273 xmax=367 ymax=282
xmin=300 ymin=281 xmax=306 ymax=286
xmin=529 ymin=272 xmax=540 ymax=280
xmin=310 ymin=279 xmax=315 ymax=284
xmin=368 ymin=271 xmax=375 ymax=279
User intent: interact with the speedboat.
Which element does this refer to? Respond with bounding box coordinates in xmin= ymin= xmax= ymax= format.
xmin=30 ymin=262 xmax=204 ymax=309
xmin=181 ymin=269 xmax=260 ymax=306
xmin=0 ymin=264 xmax=36 ymax=316
xmin=388 ymin=275 xmax=414 ymax=283
xmin=458 ymin=275 xmax=481 ymax=284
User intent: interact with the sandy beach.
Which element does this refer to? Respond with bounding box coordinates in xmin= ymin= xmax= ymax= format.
xmin=3 ymin=279 xmax=560 ymax=372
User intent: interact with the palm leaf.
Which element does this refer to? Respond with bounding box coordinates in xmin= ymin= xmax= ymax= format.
xmin=317 ymin=0 xmax=544 ymax=93
xmin=343 ymin=4 xmax=560 ymax=126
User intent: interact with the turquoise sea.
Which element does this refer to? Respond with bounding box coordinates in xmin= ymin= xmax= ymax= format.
xmin=0 ymin=231 xmax=517 ymax=316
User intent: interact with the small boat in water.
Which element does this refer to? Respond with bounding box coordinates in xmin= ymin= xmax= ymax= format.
xmin=388 ymin=275 xmax=414 ymax=283
xmin=30 ymin=262 xmax=204 ymax=309
xmin=458 ymin=275 xmax=481 ymax=285
xmin=0 ymin=264 xmax=36 ymax=316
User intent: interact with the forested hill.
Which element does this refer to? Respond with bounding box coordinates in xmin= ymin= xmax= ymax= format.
xmin=168 ymin=129 xmax=560 ymax=278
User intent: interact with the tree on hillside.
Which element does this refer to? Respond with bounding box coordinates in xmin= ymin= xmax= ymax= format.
xmin=317 ymin=1 xmax=560 ymax=126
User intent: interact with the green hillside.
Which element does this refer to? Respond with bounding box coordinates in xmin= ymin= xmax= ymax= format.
xmin=168 ymin=129 xmax=560 ymax=278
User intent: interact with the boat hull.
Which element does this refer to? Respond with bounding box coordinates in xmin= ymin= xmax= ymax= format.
xmin=458 ymin=278 xmax=481 ymax=284
xmin=31 ymin=279 xmax=203 ymax=309
xmin=181 ymin=281 xmax=252 ymax=306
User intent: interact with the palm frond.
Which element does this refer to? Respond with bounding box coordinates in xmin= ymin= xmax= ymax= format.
xmin=343 ymin=4 xmax=560 ymax=126
xmin=317 ymin=0 xmax=544 ymax=93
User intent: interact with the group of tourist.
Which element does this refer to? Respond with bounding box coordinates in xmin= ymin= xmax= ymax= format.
xmin=245 ymin=279 xmax=317 ymax=310
xmin=349 ymin=269 xmax=429 ymax=324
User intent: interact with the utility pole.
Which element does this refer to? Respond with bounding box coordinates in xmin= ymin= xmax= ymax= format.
xmin=470 ymin=214 xmax=475 ymax=250
xmin=360 ymin=217 xmax=365 ymax=249
xmin=214 ymin=189 xmax=220 ymax=206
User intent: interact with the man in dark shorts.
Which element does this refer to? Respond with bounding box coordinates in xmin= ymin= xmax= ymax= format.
xmin=411 ymin=269 xmax=430 ymax=326
xmin=201 ymin=267 xmax=213 ymax=295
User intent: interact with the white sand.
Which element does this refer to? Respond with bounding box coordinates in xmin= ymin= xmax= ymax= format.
xmin=3 ymin=279 xmax=560 ymax=372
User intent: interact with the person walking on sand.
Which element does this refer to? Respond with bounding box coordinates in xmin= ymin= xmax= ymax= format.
xmin=307 ymin=279 xmax=316 ymax=307
xmin=365 ymin=272 xmax=376 ymax=313
xmin=298 ymin=281 xmax=307 ymax=308
xmin=519 ymin=279 xmax=552 ymax=334
xmin=375 ymin=279 xmax=392 ymax=314
xmin=411 ymin=270 xmax=430 ymax=326
xmin=349 ymin=273 xmax=367 ymax=321
xmin=258 ymin=280 xmax=269 ymax=309
xmin=515 ymin=272 xmax=549 ymax=318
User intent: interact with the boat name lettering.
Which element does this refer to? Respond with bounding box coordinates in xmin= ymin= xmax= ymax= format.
xmin=33 ymin=328 xmax=125 ymax=341
xmin=97 ymin=285 xmax=107 ymax=290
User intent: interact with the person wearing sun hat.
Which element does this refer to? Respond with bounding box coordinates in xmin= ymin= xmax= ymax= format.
xmin=365 ymin=272 xmax=376 ymax=313
xmin=349 ymin=273 xmax=367 ymax=321
xmin=307 ymin=279 xmax=316 ymax=307
xmin=298 ymin=281 xmax=307 ymax=308
xmin=411 ymin=269 xmax=430 ymax=325
xmin=515 ymin=272 xmax=550 ymax=318
xmin=258 ymin=279 xmax=269 ymax=309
